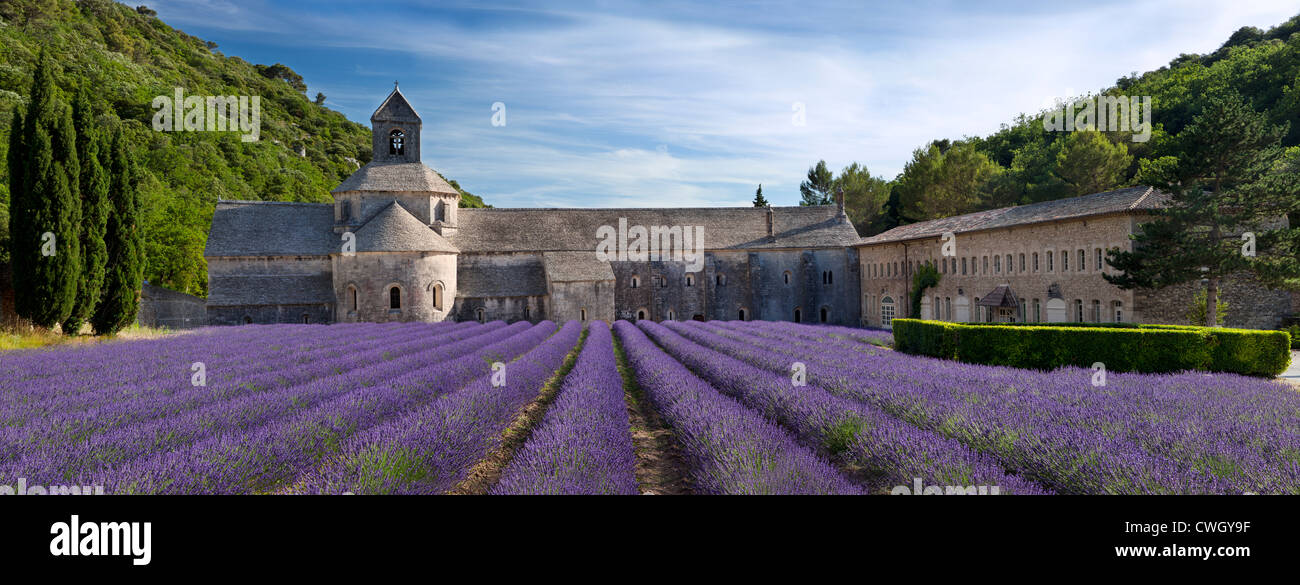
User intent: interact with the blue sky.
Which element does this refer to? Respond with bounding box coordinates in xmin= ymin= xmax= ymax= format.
xmin=144 ymin=0 xmax=1298 ymax=208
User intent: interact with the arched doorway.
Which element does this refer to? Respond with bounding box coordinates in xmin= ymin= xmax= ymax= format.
xmin=793 ymin=308 xmax=802 ymax=323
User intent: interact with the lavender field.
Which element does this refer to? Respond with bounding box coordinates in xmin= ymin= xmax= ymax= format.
xmin=1 ymin=318 xmax=1296 ymax=495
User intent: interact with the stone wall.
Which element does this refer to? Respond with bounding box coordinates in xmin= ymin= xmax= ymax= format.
xmin=138 ymin=283 xmax=207 ymax=329
xmin=208 ymin=303 xmax=333 ymax=325
xmin=450 ymin=295 xmax=546 ymax=323
xmin=549 ymin=280 xmax=614 ymax=323
xmin=608 ymin=248 xmax=861 ymax=325
xmin=1134 ymin=272 xmax=1295 ymax=330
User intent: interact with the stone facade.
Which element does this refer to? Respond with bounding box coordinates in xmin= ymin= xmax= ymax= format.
xmin=138 ymin=283 xmax=207 ymax=329
xmin=856 ymin=188 xmax=1296 ymax=330
xmin=203 ymin=88 xmax=863 ymax=327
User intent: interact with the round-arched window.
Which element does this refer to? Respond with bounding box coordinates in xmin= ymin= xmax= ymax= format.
xmin=389 ymin=129 xmax=405 ymax=156
xmin=389 ymin=286 xmax=401 ymax=309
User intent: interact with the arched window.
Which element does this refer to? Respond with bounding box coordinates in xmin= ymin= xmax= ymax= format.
xmin=783 ymin=271 xmax=792 ymax=285
xmin=793 ymin=308 xmax=802 ymax=323
xmin=302 ymin=314 xmax=311 ymax=324
xmin=667 ymin=310 xmax=675 ymax=321
xmin=821 ymin=271 xmax=827 ymax=284
xmin=738 ymin=308 xmax=746 ymax=321
xmin=1091 ymin=299 xmax=1101 ymax=323
xmin=630 ymin=276 xmax=639 ymax=289
xmin=819 ymin=307 xmax=828 ymax=323
xmin=716 ymin=274 xmax=725 ymax=286
xmin=637 ymin=309 xmax=646 ymax=321
xmin=580 ymin=308 xmax=587 ymax=321
xmin=880 ymin=297 xmax=896 ymax=328
xmin=432 ymin=282 xmax=444 ymax=310
xmin=1113 ymin=300 xmax=1124 ymax=323
xmin=389 ymin=129 xmax=405 ymax=156
xmin=685 ymin=275 xmax=694 ymax=287
xmin=389 ymin=286 xmax=401 ymax=310
xmin=347 ymin=285 xmax=358 ymax=312
xmin=827 ymin=271 xmax=833 ymax=285
xmin=476 ymin=308 xmax=485 ymax=323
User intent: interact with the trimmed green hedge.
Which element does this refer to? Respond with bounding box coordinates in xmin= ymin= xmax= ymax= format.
xmin=892 ymin=319 xmax=1292 ymax=377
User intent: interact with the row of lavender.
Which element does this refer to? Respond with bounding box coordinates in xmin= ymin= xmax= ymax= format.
xmin=1 ymin=321 xmax=561 ymax=491
xmin=681 ymin=319 xmax=1300 ymax=494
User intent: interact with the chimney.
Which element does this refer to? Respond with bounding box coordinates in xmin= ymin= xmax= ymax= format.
xmin=835 ymin=187 xmax=847 ymax=221
xmin=765 ymin=206 xmax=775 ymax=242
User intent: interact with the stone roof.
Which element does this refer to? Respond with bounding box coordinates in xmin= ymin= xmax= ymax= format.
xmin=372 ymin=87 xmax=421 ymax=123
xmin=207 ymin=274 xmax=335 ymax=306
xmin=450 ymin=206 xmax=860 ymax=253
xmin=860 ymin=186 xmax=1168 ymax=245
xmin=543 ymin=251 xmax=615 ymax=282
xmin=205 ymin=200 xmax=336 ymax=257
xmin=355 ymin=202 xmax=458 ymax=253
xmin=331 ymin=161 xmax=460 ymax=195
xmin=456 ymin=256 xmax=549 ymax=298
xmin=977 ymin=284 xmax=1020 ymax=308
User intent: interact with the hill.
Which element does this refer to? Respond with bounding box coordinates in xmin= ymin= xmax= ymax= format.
xmin=0 ymin=0 xmax=486 ymax=297
xmin=855 ymin=12 xmax=1300 ymax=235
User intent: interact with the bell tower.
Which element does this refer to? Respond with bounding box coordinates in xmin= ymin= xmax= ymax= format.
xmin=371 ymin=83 xmax=421 ymax=163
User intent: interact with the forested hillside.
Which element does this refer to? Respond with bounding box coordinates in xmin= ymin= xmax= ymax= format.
xmin=0 ymin=0 xmax=486 ymax=297
xmin=823 ymin=12 xmax=1300 ymax=236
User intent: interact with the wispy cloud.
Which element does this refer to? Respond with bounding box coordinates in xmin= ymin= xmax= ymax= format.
xmin=147 ymin=0 xmax=1298 ymax=208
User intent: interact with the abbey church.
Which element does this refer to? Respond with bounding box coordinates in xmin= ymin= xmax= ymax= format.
xmin=204 ymin=88 xmax=864 ymax=326
xmin=204 ymin=88 xmax=1296 ymax=330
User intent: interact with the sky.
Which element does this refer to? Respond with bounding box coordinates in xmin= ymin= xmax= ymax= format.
xmin=143 ymin=0 xmax=1299 ymax=208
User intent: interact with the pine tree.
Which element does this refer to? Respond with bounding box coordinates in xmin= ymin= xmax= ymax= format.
xmin=92 ymin=127 xmax=144 ymax=335
xmin=752 ymin=184 xmax=770 ymax=207
xmin=798 ymin=161 xmax=834 ymax=206
xmin=11 ymin=50 xmax=81 ymax=329
xmin=1106 ymin=91 xmax=1300 ymax=325
xmin=63 ymin=88 xmax=111 ymax=335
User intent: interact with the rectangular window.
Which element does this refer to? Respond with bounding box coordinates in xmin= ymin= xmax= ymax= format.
xmin=1063 ymin=252 xmax=1069 ymax=272
xmin=1033 ymin=253 xmax=1039 ymax=272
xmin=983 ymin=256 xmax=988 ymax=274
xmin=1006 ymin=255 xmax=1013 ymax=274
xmin=1075 ymin=300 xmax=1083 ymax=322
xmin=1047 ymin=252 xmax=1054 ymax=272
xmin=962 ymin=258 xmax=967 ymax=275
xmin=1019 ymin=253 xmax=1026 ymax=273
xmin=1033 ymin=299 xmax=1041 ymax=322
xmin=994 ymin=255 xmax=1000 ymax=273
xmin=1079 ymin=250 xmax=1086 ymax=272
xmin=1095 ymin=248 xmax=1103 ymax=271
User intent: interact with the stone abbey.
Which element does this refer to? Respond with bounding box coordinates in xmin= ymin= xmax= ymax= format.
xmin=204 ymin=88 xmax=1297 ymax=330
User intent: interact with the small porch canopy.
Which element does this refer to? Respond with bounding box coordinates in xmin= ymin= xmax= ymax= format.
xmin=976 ymin=284 xmax=1020 ymax=309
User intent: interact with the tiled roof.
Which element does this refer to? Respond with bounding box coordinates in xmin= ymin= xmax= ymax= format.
xmin=205 ymin=201 xmax=336 ymax=257
xmin=456 ymin=256 xmax=549 ymax=298
xmin=450 ymin=206 xmax=860 ymax=253
xmin=976 ymin=284 xmax=1020 ymax=308
xmin=860 ymin=186 xmax=1167 ymax=245
xmin=207 ymin=274 xmax=334 ymax=306
xmin=355 ymin=202 xmax=458 ymax=253
xmin=331 ymin=161 xmax=460 ymax=195
xmin=543 ymin=251 xmax=615 ymax=282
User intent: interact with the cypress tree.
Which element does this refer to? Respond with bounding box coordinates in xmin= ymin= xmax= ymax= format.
xmin=63 ymin=88 xmax=110 ymax=335
xmin=12 ymin=50 xmax=80 ymax=329
xmin=92 ymin=127 xmax=144 ymax=335
xmin=752 ymin=184 xmax=770 ymax=207
xmin=6 ymin=105 xmax=23 ymax=265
